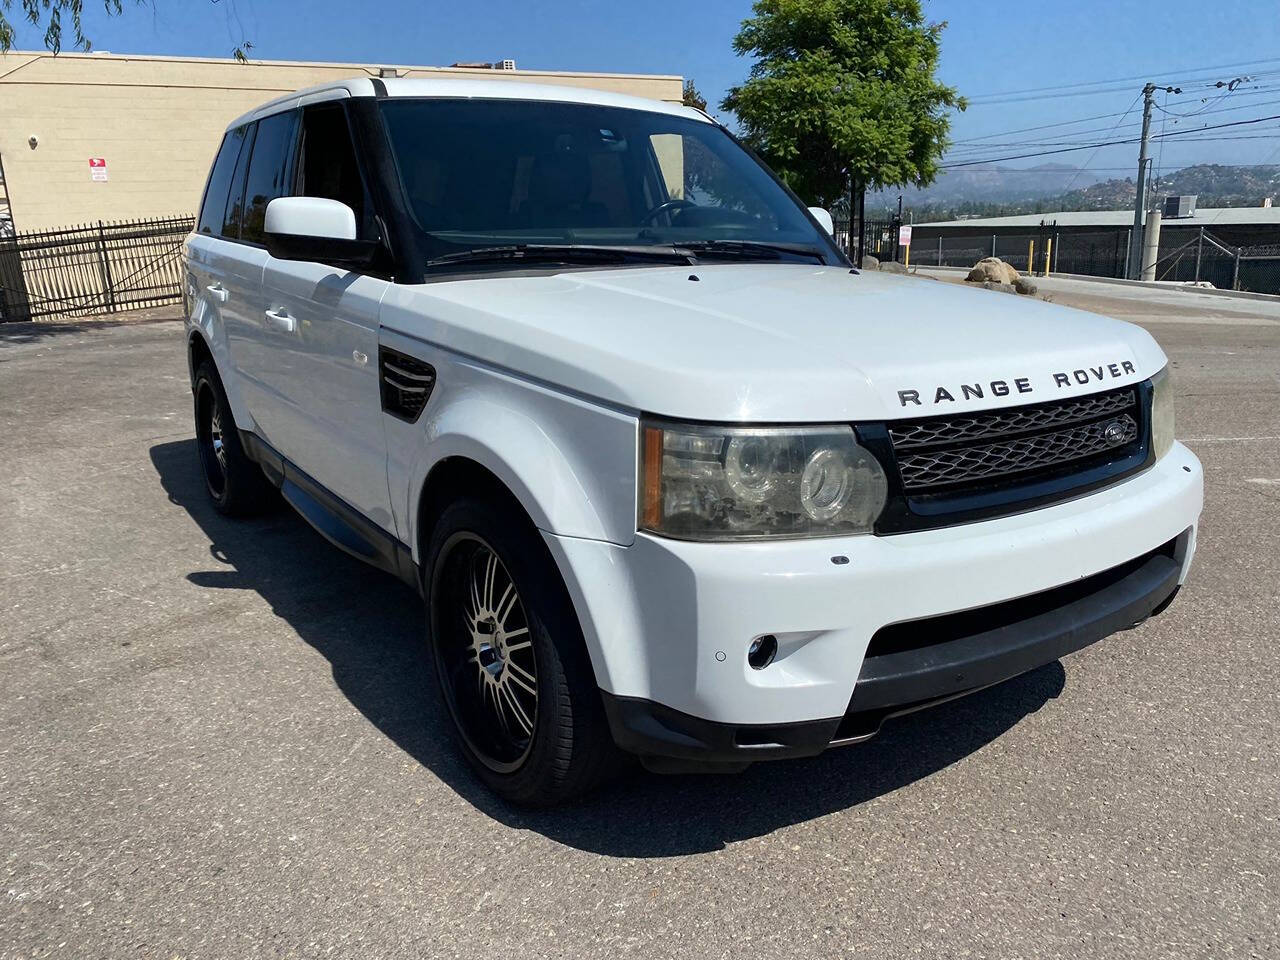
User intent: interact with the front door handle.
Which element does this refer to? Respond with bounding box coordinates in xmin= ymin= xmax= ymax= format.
xmin=264 ymin=307 xmax=297 ymax=334
xmin=206 ymin=282 xmax=229 ymax=303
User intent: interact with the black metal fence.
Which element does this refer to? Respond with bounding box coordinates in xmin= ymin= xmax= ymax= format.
xmin=831 ymin=208 xmax=900 ymax=264
xmin=0 ymin=216 xmax=192 ymax=323
xmin=905 ymin=227 xmax=1130 ymax=278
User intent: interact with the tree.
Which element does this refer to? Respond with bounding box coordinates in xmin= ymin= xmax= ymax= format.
xmin=682 ymin=79 xmax=708 ymax=113
xmin=722 ymin=0 xmax=965 ymax=206
xmin=1 ymin=0 xmax=251 ymax=58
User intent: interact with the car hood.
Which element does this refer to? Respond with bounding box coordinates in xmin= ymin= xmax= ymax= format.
xmin=380 ymin=264 xmax=1167 ymax=422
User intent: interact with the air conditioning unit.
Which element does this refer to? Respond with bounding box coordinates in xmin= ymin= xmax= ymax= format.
xmin=1162 ymin=195 xmax=1197 ymax=219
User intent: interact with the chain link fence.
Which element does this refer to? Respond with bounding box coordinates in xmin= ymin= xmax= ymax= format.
xmin=1152 ymin=232 xmax=1280 ymax=296
xmin=909 ymin=225 xmax=1280 ymax=294
xmin=1236 ymin=244 xmax=1280 ymax=295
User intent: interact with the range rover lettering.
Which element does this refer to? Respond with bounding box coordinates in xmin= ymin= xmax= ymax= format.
xmin=183 ymin=78 xmax=1203 ymax=805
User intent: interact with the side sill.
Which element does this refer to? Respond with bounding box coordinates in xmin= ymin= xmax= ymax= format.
xmin=239 ymin=430 xmax=421 ymax=594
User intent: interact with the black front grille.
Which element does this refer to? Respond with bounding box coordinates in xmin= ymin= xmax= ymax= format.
xmin=889 ymin=386 xmax=1141 ymax=493
xmin=861 ymin=381 xmax=1154 ymax=534
xmin=889 ymin=389 xmax=1134 ymax=451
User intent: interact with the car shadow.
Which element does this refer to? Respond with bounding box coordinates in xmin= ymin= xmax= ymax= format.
xmin=151 ymin=437 xmax=1066 ymax=857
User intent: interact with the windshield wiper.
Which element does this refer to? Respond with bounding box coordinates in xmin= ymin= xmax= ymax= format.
xmin=426 ymin=243 xmax=697 ymax=268
xmin=680 ymin=240 xmax=827 ymax=263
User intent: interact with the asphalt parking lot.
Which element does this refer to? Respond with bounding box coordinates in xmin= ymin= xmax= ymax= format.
xmin=2 ymin=280 xmax=1278 ymax=959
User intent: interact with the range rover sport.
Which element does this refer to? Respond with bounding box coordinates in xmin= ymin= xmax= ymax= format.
xmin=184 ymin=78 xmax=1203 ymax=805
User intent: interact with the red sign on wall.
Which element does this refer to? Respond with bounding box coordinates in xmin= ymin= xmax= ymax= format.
xmin=89 ymin=158 xmax=108 ymax=182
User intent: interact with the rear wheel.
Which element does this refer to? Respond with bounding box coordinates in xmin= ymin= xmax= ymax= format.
xmin=426 ymin=497 xmax=615 ymax=805
xmin=193 ymin=360 xmax=275 ymax=516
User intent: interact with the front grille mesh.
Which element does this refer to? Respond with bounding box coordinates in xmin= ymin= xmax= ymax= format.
xmin=889 ymin=389 xmax=1134 ymax=450
xmin=890 ymin=387 xmax=1141 ymax=492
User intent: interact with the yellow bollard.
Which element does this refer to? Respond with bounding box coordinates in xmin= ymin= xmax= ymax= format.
xmin=904 ymin=244 xmax=910 ymax=269
xmin=1043 ymin=238 xmax=1053 ymax=277
xmin=1028 ymin=240 xmax=1035 ymax=276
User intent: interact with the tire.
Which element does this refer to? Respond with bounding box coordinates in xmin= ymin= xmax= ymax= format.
xmin=193 ymin=360 xmax=275 ymax=517
xmin=425 ymin=497 xmax=616 ymax=805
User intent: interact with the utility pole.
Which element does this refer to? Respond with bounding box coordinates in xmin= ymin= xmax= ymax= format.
xmin=1128 ymin=83 xmax=1157 ymax=280
xmin=1128 ymin=82 xmax=1183 ymax=279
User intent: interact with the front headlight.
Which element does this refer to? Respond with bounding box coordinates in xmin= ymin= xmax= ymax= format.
xmin=1151 ymin=366 xmax=1175 ymax=460
xmin=639 ymin=420 xmax=888 ymax=541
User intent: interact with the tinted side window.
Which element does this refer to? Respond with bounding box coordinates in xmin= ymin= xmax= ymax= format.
xmin=240 ymin=111 xmax=298 ymax=245
xmin=297 ymin=104 xmax=367 ymax=230
xmin=220 ymin=122 xmax=256 ymax=240
xmin=197 ymin=126 xmax=248 ymax=236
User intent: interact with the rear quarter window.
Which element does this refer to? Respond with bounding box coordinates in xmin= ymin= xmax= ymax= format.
xmin=220 ymin=123 xmax=256 ymax=240
xmin=197 ymin=125 xmax=250 ymax=238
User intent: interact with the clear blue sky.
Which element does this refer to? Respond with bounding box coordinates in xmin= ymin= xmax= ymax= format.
xmin=12 ymin=0 xmax=1280 ymax=175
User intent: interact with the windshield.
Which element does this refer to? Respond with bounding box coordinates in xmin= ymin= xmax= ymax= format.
xmin=377 ymin=98 xmax=841 ymax=267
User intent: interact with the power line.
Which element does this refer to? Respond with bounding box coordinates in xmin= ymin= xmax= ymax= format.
xmin=947 ymin=100 xmax=1280 ymax=159
xmin=967 ymin=83 xmax=1176 ymax=106
xmin=940 ymin=113 xmax=1280 ymax=168
xmin=962 ymin=57 xmax=1280 ymax=101
xmin=1155 ymin=132 xmax=1280 ymax=142
xmin=949 ymin=109 xmax=1139 ymax=144
xmin=936 ymin=162 xmax=1280 ymax=175
xmin=966 ymin=70 xmax=1280 ymax=107
xmin=946 ymin=100 xmax=1280 ymax=152
xmin=1058 ymin=91 xmax=1144 ymax=195
xmin=950 ymin=83 xmax=1280 ymax=146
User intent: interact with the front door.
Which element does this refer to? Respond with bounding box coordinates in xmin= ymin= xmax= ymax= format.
xmin=259 ymin=262 xmax=393 ymax=531
xmin=253 ymin=102 xmax=395 ymax=533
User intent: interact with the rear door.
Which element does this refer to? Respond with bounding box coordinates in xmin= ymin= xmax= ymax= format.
xmin=221 ymin=110 xmax=300 ymax=445
xmin=186 ymin=123 xmax=261 ymax=426
xmin=256 ymin=101 xmax=395 ymax=533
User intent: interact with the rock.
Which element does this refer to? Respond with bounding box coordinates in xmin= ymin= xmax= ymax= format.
xmin=966 ymin=257 xmax=1020 ymax=285
xmin=979 ymin=280 xmax=1018 ymax=295
xmin=1013 ymin=276 xmax=1039 ymax=296
xmin=860 ymin=255 xmax=880 ymax=270
xmin=879 ymin=260 xmax=908 ymax=275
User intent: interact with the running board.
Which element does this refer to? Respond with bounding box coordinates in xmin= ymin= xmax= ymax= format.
xmin=239 ymin=430 xmax=421 ymax=594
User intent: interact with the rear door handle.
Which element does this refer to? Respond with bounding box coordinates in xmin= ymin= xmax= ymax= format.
xmin=205 ymin=282 xmax=229 ymax=303
xmin=264 ymin=307 xmax=297 ymax=334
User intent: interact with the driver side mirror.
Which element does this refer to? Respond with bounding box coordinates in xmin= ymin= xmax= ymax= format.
xmin=264 ymin=197 xmax=379 ymax=268
xmin=808 ymin=207 xmax=835 ymax=236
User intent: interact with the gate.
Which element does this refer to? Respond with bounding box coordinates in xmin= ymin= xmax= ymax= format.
xmin=0 ymin=216 xmax=193 ymax=323
xmin=831 ymin=201 xmax=900 ymax=265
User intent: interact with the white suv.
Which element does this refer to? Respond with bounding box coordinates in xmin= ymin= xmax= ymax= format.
xmin=184 ymin=78 xmax=1203 ymax=805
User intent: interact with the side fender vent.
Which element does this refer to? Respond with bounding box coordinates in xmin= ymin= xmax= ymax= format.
xmin=379 ymin=347 xmax=436 ymax=423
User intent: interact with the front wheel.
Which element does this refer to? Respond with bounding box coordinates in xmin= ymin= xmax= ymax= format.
xmin=426 ymin=498 xmax=615 ymax=805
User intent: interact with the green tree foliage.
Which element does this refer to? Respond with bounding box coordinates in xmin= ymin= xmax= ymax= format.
xmin=722 ymin=0 xmax=964 ymax=206
xmin=0 ymin=0 xmax=123 ymax=52
xmin=681 ymin=79 xmax=708 ymax=112
xmin=0 ymin=0 xmax=251 ymax=58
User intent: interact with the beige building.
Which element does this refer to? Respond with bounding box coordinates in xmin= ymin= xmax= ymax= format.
xmin=0 ymin=51 xmax=683 ymax=232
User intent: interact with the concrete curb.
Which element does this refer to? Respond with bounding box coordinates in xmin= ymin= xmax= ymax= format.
xmin=1050 ymin=272 xmax=1280 ymax=304
xmin=915 ymin=264 xmax=1280 ymax=304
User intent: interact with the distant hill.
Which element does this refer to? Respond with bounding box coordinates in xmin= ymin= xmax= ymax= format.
xmin=1057 ymin=164 xmax=1280 ymax=211
xmin=867 ymin=163 xmax=1108 ymax=219
xmin=886 ymin=163 xmax=1280 ymax=222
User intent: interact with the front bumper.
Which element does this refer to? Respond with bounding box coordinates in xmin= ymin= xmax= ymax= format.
xmin=599 ymin=530 xmax=1186 ymax=763
xmin=544 ymin=442 xmax=1202 ymax=761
